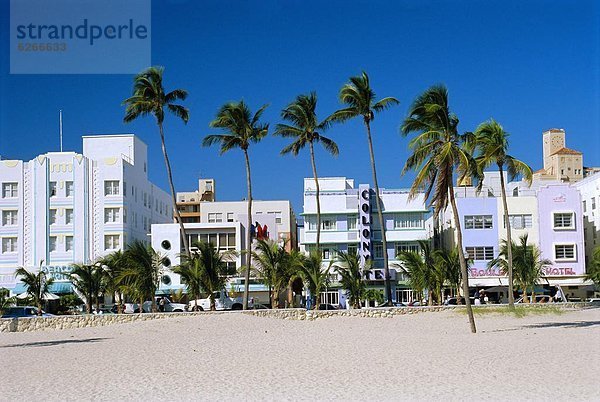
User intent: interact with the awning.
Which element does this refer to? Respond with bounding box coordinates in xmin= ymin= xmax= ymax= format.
xmin=11 ymin=282 xmax=72 ymax=296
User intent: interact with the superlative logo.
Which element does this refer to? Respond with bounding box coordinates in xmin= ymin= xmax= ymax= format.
xmin=358 ymin=185 xmax=372 ymax=268
xmin=10 ymin=0 xmax=151 ymax=74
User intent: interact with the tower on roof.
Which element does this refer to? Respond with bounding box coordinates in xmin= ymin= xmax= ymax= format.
xmin=534 ymin=128 xmax=583 ymax=182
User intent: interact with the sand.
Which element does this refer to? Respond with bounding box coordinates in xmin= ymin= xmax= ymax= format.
xmin=1 ymin=308 xmax=599 ymax=401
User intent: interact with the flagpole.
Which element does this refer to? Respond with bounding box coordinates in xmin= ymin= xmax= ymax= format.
xmin=59 ymin=109 xmax=63 ymax=152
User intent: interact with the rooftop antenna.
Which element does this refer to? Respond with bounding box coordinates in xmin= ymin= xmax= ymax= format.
xmin=59 ymin=109 xmax=63 ymax=152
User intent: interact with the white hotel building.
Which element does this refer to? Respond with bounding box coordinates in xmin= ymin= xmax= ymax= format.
xmin=300 ymin=177 xmax=429 ymax=305
xmin=151 ymin=198 xmax=297 ymax=303
xmin=0 ymin=134 xmax=172 ymax=294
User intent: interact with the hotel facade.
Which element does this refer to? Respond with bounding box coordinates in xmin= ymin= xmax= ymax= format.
xmin=0 ymin=134 xmax=172 ymax=295
xmin=299 ymin=177 xmax=430 ymax=305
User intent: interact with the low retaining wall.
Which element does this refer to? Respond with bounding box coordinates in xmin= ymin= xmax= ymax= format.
xmin=0 ymin=303 xmax=591 ymax=332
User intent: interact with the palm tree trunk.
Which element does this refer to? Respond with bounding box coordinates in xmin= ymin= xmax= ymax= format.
xmin=448 ymin=180 xmax=477 ymax=333
xmin=243 ymin=149 xmax=253 ymax=310
xmin=87 ymin=293 xmax=92 ymax=314
xmin=498 ymin=164 xmax=515 ymax=307
xmin=309 ymin=142 xmax=322 ymax=251
xmin=139 ymin=296 xmax=144 ymax=314
xmin=364 ymin=120 xmax=392 ymax=305
xmin=210 ymin=295 xmax=216 ymax=311
xmin=158 ymin=122 xmax=190 ymax=256
xmin=95 ymin=296 xmax=100 ymax=314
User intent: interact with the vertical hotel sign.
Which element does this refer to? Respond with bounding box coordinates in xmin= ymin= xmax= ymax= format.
xmin=358 ymin=184 xmax=372 ymax=268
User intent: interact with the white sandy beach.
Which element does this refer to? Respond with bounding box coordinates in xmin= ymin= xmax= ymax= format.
xmin=1 ymin=308 xmax=599 ymax=401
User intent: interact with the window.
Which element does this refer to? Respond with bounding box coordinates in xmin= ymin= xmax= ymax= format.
xmin=3 ymin=183 xmax=18 ymax=198
xmin=123 ymin=182 xmax=127 ymax=197
xmin=275 ymin=211 xmax=282 ymax=224
xmin=104 ymin=180 xmax=120 ymax=196
xmin=374 ymin=243 xmax=384 ymax=259
xmin=465 ymin=246 xmax=494 ymax=261
xmin=2 ymin=210 xmax=17 ymax=226
xmin=465 ymin=215 xmax=493 ymax=229
xmin=227 ymin=213 xmax=234 ymax=222
xmin=321 ymin=245 xmax=336 ymax=260
xmin=553 ymin=212 xmax=574 ymax=229
xmin=123 ymin=208 xmax=127 ymax=223
xmin=49 ymin=209 xmax=57 ymax=225
xmin=583 ymin=201 xmax=587 ymax=213
xmin=593 ymin=197 xmax=597 ymax=210
xmin=218 ymin=233 xmax=236 ymax=250
xmin=505 ymin=214 xmax=532 ymax=229
xmin=49 ymin=236 xmax=57 ymax=252
xmin=49 ymin=182 xmax=57 ymax=197
xmin=347 ymin=215 xmax=357 ymax=230
xmin=1 ymin=237 xmax=17 ymax=253
xmin=322 ymin=218 xmax=336 ymax=231
xmin=66 ymin=181 xmax=74 ymax=197
xmin=65 ymin=236 xmax=74 ymax=252
xmin=65 ymin=209 xmax=74 ymax=225
xmin=394 ymin=212 xmax=424 ymax=229
xmin=225 ymin=262 xmax=237 ymax=276
xmin=208 ymin=213 xmax=222 ymax=223
xmin=143 ymin=192 xmax=147 ymax=207
xmin=347 ymin=244 xmax=358 ymax=255
xmin=104 ymin=234 xmax=120 ymax=250
xmin=395 ymin=242 xmax=420 ymax=257
xmin=104 ymin=208 xmax=120 ymax=223
xmin=555 ymin=244 xmax=575 ymax=260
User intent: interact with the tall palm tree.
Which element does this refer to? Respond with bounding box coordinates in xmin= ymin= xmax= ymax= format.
xmin=203 ymin=101 xmax=269 ymax=310
xmin=474 ymin=119 xmax=533 ymax=307
xmin=298 ymin=251 xmax=331 ymax=309
xmin=490 ymin=234 xmax=551 ymax=303
xmin=122 ymin=66 xmax=191 ymax=255
xmin=120 ymin=240 xmax=165 ymax=313
xmin=251 ymin=239 xmax=291 ymax=308
xmin=333 ymin=251 xmax=370 ymax=309
xmin=274 ymin=92 xmax=339 ymax=250
xmin=401 ymin=85 xmax=480 ymax=333
xmin=329 ymin=72 xmax=399 ymax=305
xmin=192 ymin=241 xmax=231 ymax=311
xmin=14 ymin=265 xmax=55 ymax=316
xmin=173 ymin=247 xmax=205 ymax=311
xmin=69 ymin=263 xmax=106 ymax=314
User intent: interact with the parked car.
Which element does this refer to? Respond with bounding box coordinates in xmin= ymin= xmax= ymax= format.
xmin=443 ymin=297 xmax=476 ymax=306
xmin=1 ymin=306 xmax=54 ymax=318
xmin=515 ymin=295 xmax=552 ymax=304
xmin=318 ymin=303 xmax=338 ymax=310
xmin=124 ymin=297 xmax=187 ymax=313
xmin=188 ymin=290 xmax=247 ymax=311
xmin=402 ymin=300 xmax=421 ymax=307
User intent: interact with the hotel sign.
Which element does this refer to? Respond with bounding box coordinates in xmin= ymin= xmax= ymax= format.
xmin=358 ymin=184 xmax=372 ymax=268
xmin=41 ymin=266 xmax=73 ymax=281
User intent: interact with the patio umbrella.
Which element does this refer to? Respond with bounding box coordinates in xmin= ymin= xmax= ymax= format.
xmin=16 ymin=292 xmax=60 ymax=300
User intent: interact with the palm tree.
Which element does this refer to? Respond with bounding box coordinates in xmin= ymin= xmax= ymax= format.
xmin=69 ymin=263 xmax=106 ymax=314
xmin=14 ymin=265 xmax=55 ymax=316
xmin=251 ymin=239 xmax=291 ymax=308
xmin=123 ymin=66 xmax=191 ymax=255
xmin=333 ymin=251 xmax=370 ymax=309
xmin=401 ymin=85 xmax=480 ymax=333
xmin=192 ymin=242 xmax=230 ymax=311
xmin=274 ymin=92 xmax=339 ymax=250
xmin=298 ymin=251 xmax=331 ymax=309
xmin=98 ymin=250 xmax=126 ymax=314
xmin=433 ymin=248 xmax=464 ymax=304
xmin=330 ymin=72 xmax=399 ymax=305
xmin=585 ymin=246 xmax=600 ymax=286
xmin=490 ymin=234 xmax=551 ymax=303
xmin=396 ymin=241 xmax=441 ymax=305
xmin=173 ymin=245 xmax=208 ymax=311
xmin=203 ymin=101 xmax=269 ymax=310
xmin=474 ymin=119 xmax=533 ymax=307
xmin=0 ymin=288 xmax=16 ymax=315
xmin=120 ymin=240 xmax=165 ymax=313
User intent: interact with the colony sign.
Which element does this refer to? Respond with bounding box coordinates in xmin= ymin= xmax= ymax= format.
xmin=358 ymin=184 xmax=372 ymax=268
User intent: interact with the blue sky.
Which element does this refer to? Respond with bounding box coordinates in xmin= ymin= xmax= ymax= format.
xmin=1 ymin=0 xmax=599 ymax=214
